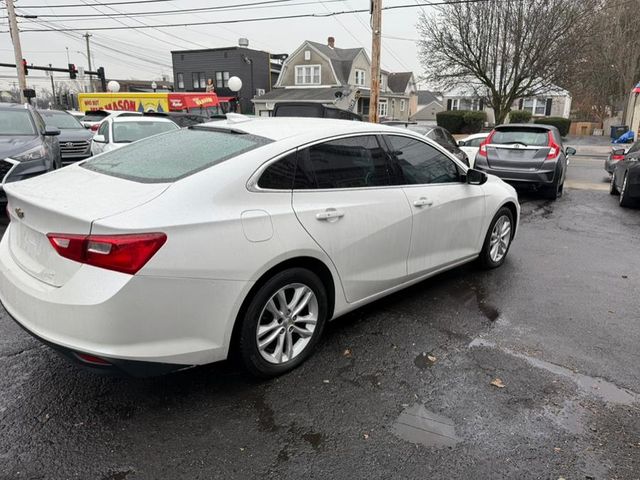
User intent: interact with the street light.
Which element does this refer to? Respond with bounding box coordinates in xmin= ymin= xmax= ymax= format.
xmin=151 ymin=81 xmax=157 ymax=92
xmin=228 ymin=76 xmax=242 ymax=113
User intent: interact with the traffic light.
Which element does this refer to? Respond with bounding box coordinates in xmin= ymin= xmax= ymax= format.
xmin=22 ymin=59 xmax=28 ymax=76
xmin=97 ymin=67 xmax=106 ymax=92
xmin=68 ymin=63 xmax=77 ymax=79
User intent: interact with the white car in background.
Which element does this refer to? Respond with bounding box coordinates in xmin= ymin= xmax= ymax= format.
xmin=0 ymin=116 xmax=519 ymax=378
xmin=457 ymin=133 xmax=489 ymax=167
xmin=80 ymin=109 xmax=142 ymax=132
xmin=91 ymin=115 xmax=179 ymax=155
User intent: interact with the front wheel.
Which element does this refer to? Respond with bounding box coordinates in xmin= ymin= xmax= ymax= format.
xmin=238 ymin=268 xmax=328 ymax=377
xmin=478 ymin=207 xmax=514 ymax=269
xmin=619 ymin=174 xmax=635 ymax=208
xmin=610 ymin=174 xmax=619 ymax=195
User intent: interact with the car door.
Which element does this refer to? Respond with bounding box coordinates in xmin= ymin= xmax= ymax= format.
xmin=383 ymin=134 xmax=486 ymax=275
xmin=291 ymin=134 xmax=413 ymax=303
xmin=615 ymin=140 xmax=640 ymax=188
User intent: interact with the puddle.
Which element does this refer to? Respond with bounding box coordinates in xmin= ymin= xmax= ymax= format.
xmin=544 ymin=400 xmax=586 ymax=434
xmin=469 ymin=339 xmax=639 ymax=405
xmin=414 ymin=352 xmax=436 ymax=370
xmin=393 ymin=404 xmax=460 ymax=448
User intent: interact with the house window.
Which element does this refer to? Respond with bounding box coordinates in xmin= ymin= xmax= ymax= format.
xmin=381 ymin=75 xmax=387 ymax=91
xmin=304 ymin=50 xmax=311 ymax=61
xmin=216 ymin=71 xmax=230 ymax=88
xmin=295 ymin=65 xmax=321 ymax=85
xmin=522 ymin=98 xmax=550 ymax=116
xmin=448 ymin=99 xmax=460 ymax=111
xmin=400 ymin=99 xmax=406 ymax=112
xmin=177 ymin=73 xmax=184 ymax=89
xmin=378 ymin=99 xmax=388 ymax=117
xmin=355 ymin=69 xmax=365 ymax=86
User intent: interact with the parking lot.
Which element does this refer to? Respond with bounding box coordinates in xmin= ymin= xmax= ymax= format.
xmin=0 ymin=147 xmax=638 ymax=480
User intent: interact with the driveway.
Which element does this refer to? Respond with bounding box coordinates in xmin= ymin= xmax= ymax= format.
xmin=0 ymin=153 xmax=638 ymax=480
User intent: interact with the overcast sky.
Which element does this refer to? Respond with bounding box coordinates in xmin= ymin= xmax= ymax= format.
xmin=1 ymin=0 xmax=429 ymax=91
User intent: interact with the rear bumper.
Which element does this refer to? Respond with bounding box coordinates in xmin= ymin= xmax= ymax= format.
xmin=0 ymin=227 xmax=251 ymax=373
xmin=604 ymin=158 xmax=619 ymax=174
xmin=475 ymin=164 xmax=556 ymax=185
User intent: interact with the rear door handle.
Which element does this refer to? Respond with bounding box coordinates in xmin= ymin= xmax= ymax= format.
xmin=316 ymin=208 xmax=345 ymax=220
xmin=413 ymin=197 xmax=433 ymax=208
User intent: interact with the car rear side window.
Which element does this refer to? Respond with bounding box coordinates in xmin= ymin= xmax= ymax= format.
xmin=296 ymin=135 xmax=392 ymax=189
xmin=83 ymin=128 xmax=270 ymax=183
xmin=492 ymin=127 xmax=549 ymax=146
xmin=385 ymin=135 xmax=461 ymax=185
xmin=258 ymin=152 xmax=297 ymax=189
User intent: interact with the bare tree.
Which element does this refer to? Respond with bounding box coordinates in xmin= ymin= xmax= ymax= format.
xmin=418 ymin=0 xmax=595 ymax=124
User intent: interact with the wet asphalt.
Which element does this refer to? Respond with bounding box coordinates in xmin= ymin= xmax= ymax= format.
xmin=0 ymin=153 xmax=639 ymax=480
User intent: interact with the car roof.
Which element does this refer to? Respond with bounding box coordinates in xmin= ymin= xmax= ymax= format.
xmin=496 ymin=123 xmax=555 ymax=131
xmin=461 ymin=132 xmax=488 ymax=139
xmin=201 ymin=116 xmax=422 ymax=141
xmin=0 ymin=102 xmax=32 ymax=111
xmin=112 ymin=115 xmax=176 ymax=123
xmin=37 ymin=109 xmax=70 ymax=115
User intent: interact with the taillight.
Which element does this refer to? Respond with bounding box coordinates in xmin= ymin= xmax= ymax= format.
xmin=611 ymin=154 xmax=625 ymax=161
xmin=47 ymin=232 xmax=167 ymax=275
xmin=90 ymin=124 xmax=99 ymax=132
xmin=546 ymin=132 xmax=560 ymax=160
xmin=478 ymin=131 xmax=495 ymax=157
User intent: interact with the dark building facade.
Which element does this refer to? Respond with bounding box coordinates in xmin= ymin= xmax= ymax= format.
xmin=171 ymin=46 xmax=280 ymax=114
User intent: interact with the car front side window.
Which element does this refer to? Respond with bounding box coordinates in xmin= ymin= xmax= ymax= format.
xmin=295 ymin=135 xmax=393 ymax=189
xmin=98 ymin=121 xmax=110 ymax=142
xmin=385 ymin=135 xmax=461 ymax=185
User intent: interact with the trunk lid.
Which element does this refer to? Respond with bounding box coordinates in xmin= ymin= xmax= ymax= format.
xmin=485 ymin=127 xmax=551 ymax=170
xmin=5 ymin=165 xmax=169 ymax=287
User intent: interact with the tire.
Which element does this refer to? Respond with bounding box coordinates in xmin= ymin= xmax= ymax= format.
xmin=540 ymin=165 xmax=565 ymax=200
xmin=478 ymin=207 xmax=514 ymax=269
xmin=238 ymin=268 xmax=328 ymax=378
xmin=609 ymin=174 xmax=619 ymax=195
xmin=619 ymin=174 xmax=634 ymax=208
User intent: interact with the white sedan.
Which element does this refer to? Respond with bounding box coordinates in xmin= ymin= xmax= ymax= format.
xmin=457 ymin=132 xmax=489 ymax=167
xmin=0 ymin=116 xmax=519 ymax=377
xmin=91 ymin=115 xmax=178 ymax=155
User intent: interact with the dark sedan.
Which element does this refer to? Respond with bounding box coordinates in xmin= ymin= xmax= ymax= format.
xmin=38 ymin=110 xmax=93 ymax=164
xmin=473 ymin=124 xmax=576 ymax=200
xmin=609 ymin=139 xmax=640 ymax=207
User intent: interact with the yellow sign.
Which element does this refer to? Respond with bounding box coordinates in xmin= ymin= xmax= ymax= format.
xmin=78 ymin=93 xmax=169 ymax=113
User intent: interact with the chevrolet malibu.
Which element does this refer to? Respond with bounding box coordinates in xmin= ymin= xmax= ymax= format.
xmin=0 ymin=116 xmax=519 ymax=378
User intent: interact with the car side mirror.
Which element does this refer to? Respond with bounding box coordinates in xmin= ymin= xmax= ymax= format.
xmin=44 ymin=126 xmax=60 ymax=136
xmin=565 ymin=147 xmax=577 ymax=156
xmin=458 ymin=140 xmax=466 ymax=146
xmin=466 ymin=168 xmax=487 ymax=185
xmin=612 ymin=148 xmax=625 ymax=156
xmin=93 ymin=134 xmax=106 ymax=143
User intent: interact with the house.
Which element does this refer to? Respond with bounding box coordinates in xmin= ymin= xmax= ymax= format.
xmin=171 ymin=40 xmax=284 ymax=114
xmin=442 ymin=85 xmax=572 ymax=125
xmin=410 ymin=90 xmax=444 ymax=124
xmin=252 ymin=37 xmax=417 ymax=121
xmin=624 ymin=82 xmax=640 ymax=137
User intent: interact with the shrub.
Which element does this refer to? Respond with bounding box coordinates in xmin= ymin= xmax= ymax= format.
xmin=509 ymin=110 xmax=532 ymax=124
xmin=436 ymin=110 xmax=486 ymax=134
xmin=534 ymin=117 xmax=571 ymax=137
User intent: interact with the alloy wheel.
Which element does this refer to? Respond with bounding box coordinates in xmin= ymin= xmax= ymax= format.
xmin=489 ymin=215 xmax=511 ymax=263
xmin=256 ymin=283 xmax=318 ymax=364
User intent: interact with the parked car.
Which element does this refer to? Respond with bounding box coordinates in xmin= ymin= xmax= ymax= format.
xmin=457 ymin=133 xmax=489 ymax=168
xmin=474 ymin=124 xmax=576 ymax=199
xmin=273 ymin=102 xmax=362 ymax=121
xmin=91 ymin=115 xmax=179 ymax=155
xmin=143 ymin=111 xmax=221 ymax=128
xmin=604 ymin=145 xmax=629 ymax=175
xmin=38 ymin=110 xmax=93 ymax=164
xmin=0 ymin=103 xmax=61 ymax=204
xmin=383 ymin=122 xmax=469 ymax=166
xmin=0 ymin=117 xmax=519 ymax=377
xmin=66 ymin=110 xmax=85 ymax=121
xmin=80 ymin=110 xmax=141 ymax=132
xmin=609 ymin=139 xmax=640 ymax=207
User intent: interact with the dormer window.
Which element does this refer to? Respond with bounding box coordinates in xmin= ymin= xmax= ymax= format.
xmin=355 ymin=69 xmax=365 ymax=86
xmin=304 ymin=50 xmax=311 ymax=61
xmin=295 ymin=65 xmax=321 ymax=85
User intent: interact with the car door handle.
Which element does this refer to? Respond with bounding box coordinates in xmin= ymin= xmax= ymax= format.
xmin=316 ymin=208 xmax=345 ymax=220
xmin=413 ymin=197 xmax=433 ymax=208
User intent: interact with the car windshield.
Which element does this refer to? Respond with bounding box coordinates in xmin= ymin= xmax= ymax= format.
xmin=112 ymin=121 xmax=178 ymax=143
xmin=39 ymin=110 xmax=83 ymax=129
xmin=82 ymin=127 xmax=271 ymax=183
xmin=81 ymin=112 xmax=109 ymax=122
xmin=492 ymin=128 xmax=549 ymax=146
xmin=0 ymin=109 xmax=36 ymax=135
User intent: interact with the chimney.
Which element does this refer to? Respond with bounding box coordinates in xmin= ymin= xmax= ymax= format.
xmin=328 ymin=36 xmax=335 ymax=49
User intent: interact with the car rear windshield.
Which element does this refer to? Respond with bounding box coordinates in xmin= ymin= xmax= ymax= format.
xmin=40 ymin=111 xmax=83 ymax=129
xmin=0 ymin=110 xmax=35 ymax=135
xmin=112 ymin=120 xmax=178 ymax=143
xmin=82 ymin=112 xmax=109 ymax=122
xmin=492 ymin=127 xmax=549 ymax=146
xmin=82 ymin=127 xmax=271 ymax=183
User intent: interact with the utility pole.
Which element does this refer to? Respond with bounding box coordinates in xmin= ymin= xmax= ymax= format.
xmin=369 ymin=0 xmax=382 ymax=123
xmin=49 ymin=63 xmax=56 ymax=106
xmin=6 ymin=0 xmax=27 ymax=103
xmin=83 ymin=32 xmax=93 ymax=92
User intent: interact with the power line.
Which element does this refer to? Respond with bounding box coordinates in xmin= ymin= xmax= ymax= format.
xmin=16 ymin=0 xmax=506 ymax=32
xmin=16 ymin=0 xmax=174 ymax=8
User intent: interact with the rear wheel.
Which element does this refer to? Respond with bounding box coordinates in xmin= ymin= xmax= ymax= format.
xmin=478 ymin=207 xmax=514 ymax=269
xmin=619 ymin=174 xmax=635 ymax=208
xmin=238 ymin=268 xmax=328 ymax=377
xmin=610 ymin=174 xmax=619 ymax=195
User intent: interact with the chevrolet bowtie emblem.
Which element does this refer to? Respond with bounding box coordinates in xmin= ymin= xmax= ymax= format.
xmin=15 ymin=207 xmax=24 ymax=219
